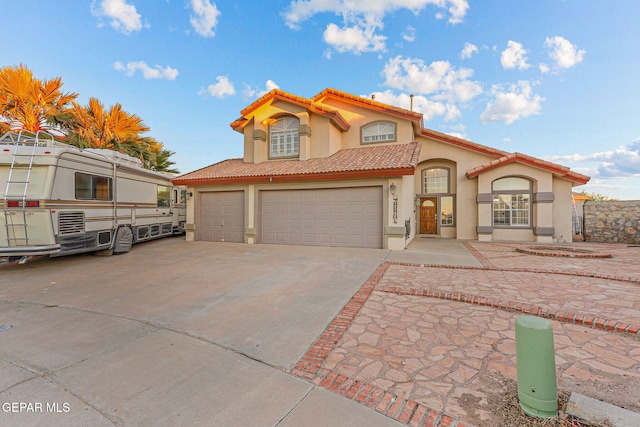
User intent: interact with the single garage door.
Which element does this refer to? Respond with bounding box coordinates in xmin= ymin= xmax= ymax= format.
xmin=260 ymin=187 xmax=383 ymax=248
xmin=198 ymin=191 xmax=245 ymax=242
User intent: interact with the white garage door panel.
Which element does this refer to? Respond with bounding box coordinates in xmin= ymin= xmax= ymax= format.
xmin=260 ymin=187 xmax=383 ymax=249
xmin=198 ymin=191 xmax=244 ymax=243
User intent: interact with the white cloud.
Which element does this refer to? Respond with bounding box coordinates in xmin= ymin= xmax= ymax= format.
xmin=92 ymin=0 xmax=143 ymax=34
xmin=199 ymin=75 xmax=235 ymax=98
xmin=402 ymin=25 xmax=416 ymax=42
xmin=382 ymin=56 xmax=483 ymax=104
xmin=114 ymin=61 xmax=179 ymax=80
xmin=242 ymin=80 xmax=280 ymax=98
xmin=480 ymin=80 xmax=544 ymax=124
xmin=545 ymin=36 xmax=586 ymax=69
xmin=460 ymin=42 xmax=478 ymax=59
xmin=367 ymin=91 xmax=459 ymax=122
xmin=539 ymin=63 xmax=550 ymax=74
xmin=283 ymin=0 xmax=468 ymax=28
xmin=323 ymin=21 xmax=386 ymax=54
xmin=500 ymin=40 xmax=530 ymax=70
xmin=282 ymin=0 xmax=468 ymax=55
xmin=544 ymin=139 xmax=640 ymax=179
xmin=189 ymin=0 xmax=221 ymax=38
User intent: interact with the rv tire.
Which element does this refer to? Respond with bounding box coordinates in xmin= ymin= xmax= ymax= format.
xmin=114 ymin=226 xmax=134 ymax=254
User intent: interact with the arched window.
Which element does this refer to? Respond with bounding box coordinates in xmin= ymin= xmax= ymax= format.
xmin=492 ymin=177 xmax=531 ymax=227
xmin=361 ymin=121 xmax=396 ymax=143
xmin=270 ymin=117 xmax=299 ymax=158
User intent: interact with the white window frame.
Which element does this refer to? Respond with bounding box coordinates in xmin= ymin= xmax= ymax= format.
xmin=270 ymin=117 xmax=299 ymax=158
xmin=423 ymin=168 xmax=449 ymax=194
xmin=361 ymin=121 xmax=396 ymax=144
xmin=492 ymin=177 xmax=531 ymax=227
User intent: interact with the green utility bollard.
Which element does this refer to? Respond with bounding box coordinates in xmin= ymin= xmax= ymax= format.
xmin=515 ymin=316 xmax=558 ymax=418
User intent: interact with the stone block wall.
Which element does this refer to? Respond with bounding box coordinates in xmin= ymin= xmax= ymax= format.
xmin=584 ymin=200 xmax=640 ymax=244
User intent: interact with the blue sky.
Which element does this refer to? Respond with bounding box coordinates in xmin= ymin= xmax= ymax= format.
xmin=2 ymin=0 xmax=639 ymax=199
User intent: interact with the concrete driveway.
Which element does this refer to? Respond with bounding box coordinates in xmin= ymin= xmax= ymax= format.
xmin=0 ymin=237 xmax=403 ymax=427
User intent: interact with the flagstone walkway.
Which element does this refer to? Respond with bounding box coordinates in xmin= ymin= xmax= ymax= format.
xmin=292 ymin=242 xmax=640 ymax=427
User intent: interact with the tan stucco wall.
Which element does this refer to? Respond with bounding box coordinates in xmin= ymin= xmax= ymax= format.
xmin=414 ymin=137 xmax=497 ymax=240
xmin=474 ymin=163 xmax=573 ymax=242
xmin=184 ymin=178 xmax=410 ymax=249
xmin=315 ymin=98 xmax=416 ymax=147
xmin=309 ymin=115 xmax=343 ymax=158
xmin=224 ymin=92 xmax=584 ymax=246
xmin=553 ymin=178 xmax=574 ymax=243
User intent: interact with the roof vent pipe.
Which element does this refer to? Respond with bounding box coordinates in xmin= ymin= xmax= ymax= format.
xmin=410 ymin=94 xmax=414 ymax=111
xmin=371 ymin=94 xmax=375 ymax=100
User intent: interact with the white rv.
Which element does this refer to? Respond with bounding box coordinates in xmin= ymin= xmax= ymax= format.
xmin=1 ymin=130 xmax=186 ymax=259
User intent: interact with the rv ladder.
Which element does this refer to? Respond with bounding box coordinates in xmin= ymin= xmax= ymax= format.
xmin=2 ymin=131 xmax=40 ymax=247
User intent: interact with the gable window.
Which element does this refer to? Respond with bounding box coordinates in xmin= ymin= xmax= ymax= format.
xmin=423 ymin=168 xmax=449 ymax=194
xmin=270 ymin=117 xmax=299 ymax=158
xmin=492 ymin=177 xmax=531 ymax=227
xmin=362 ymin=121 xmax=396 ymax=144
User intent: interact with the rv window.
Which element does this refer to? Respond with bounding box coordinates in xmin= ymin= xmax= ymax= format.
xmin=75 ymin=173 xmax=112 ymax=200
xmin=157 ymin=185 xmax=170 ymax=207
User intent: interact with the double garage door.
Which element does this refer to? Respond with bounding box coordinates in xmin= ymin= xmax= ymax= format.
xmin=261 ymin=187 xmax=383 ymax=248
xmin=198 ymin=187 xmax=383 ymax=248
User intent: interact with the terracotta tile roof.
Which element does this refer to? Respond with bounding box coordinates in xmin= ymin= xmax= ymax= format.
xmin=419 ymin=128 xmax=510 ymax=158
xmin=220 ymin=87 xmax=588 ymax=187
xmin=173 ymin=142 xmax=421 ymax=186
xmin=230 ymin=89 xmax=350 ymax=133
xmin=312 ymin=88 xmax=424 ymax=122
xmin=465 ymin=152 xmax=590 ymax=184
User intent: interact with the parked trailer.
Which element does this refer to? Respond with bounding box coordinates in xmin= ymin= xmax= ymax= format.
xmin=1 ymin=130 xmax=186 ymax=260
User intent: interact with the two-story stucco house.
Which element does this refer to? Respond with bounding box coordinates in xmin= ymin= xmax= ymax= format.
xmin=173 ymin=88 xmax=589 ymax=250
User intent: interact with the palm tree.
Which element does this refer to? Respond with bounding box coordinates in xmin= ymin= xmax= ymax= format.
xmin=149 ymin=147 xmax=180 ymax=174
xmin=67 ymin=97 xmax=153 ymax=161
xmin=0 ymin=64 xmax=77 ymax=132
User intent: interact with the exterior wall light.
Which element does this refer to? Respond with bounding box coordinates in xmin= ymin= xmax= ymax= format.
xmin=390 ymin=183 xmax=397 ymax=196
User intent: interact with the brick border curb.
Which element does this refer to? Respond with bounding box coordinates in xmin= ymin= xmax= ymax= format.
xmin=378 ymin=285 xmax=640 ymax=337
xmin=291 ymin=258 xmax=639 ymax=426
xmin=291 ymin=263 xmax=389 ymax=381
xmin=387 ymin=260 xmax=640 ymax=284
xmin=291 ymin=263 xmax=475 ymax=427
xmin=514 ymin=247 xmax=612 ymax=258
xmin=462 ymin=241 xmax=496 ymax=268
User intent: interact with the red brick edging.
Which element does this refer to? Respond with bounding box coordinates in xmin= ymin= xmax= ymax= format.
xmin=291 ymin=263 xmax=473 ymax=427
xmin=388 ymin=260 xmax=640 ymax=284
xmin=378 ymin=285 xmax=640 ymax=337
xmin=291 ymin=259 xmax=639 ymax=426
xmin=514 ymin=247 xmax=612 ymax=258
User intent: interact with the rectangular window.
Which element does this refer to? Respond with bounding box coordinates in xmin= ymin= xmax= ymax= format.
xmin=441 ymin=196 xmax=454 ymax=226
xmin=423 ymin=168 xmax=449 ymax=194
xmin=75 ymin=173 xmax=112 ymax=200
xmin=493 ymin=194 xmax=530 ymax=226
xmin=157 ymin=185 xmax=171 ymax=208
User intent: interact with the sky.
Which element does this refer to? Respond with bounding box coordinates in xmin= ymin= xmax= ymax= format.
xmin=2 ymin=0 xmax=639 ymax=200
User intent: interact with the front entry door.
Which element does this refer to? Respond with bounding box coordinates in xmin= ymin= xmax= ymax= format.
xmin=420 ymin=197 xmax=438 ymax=234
